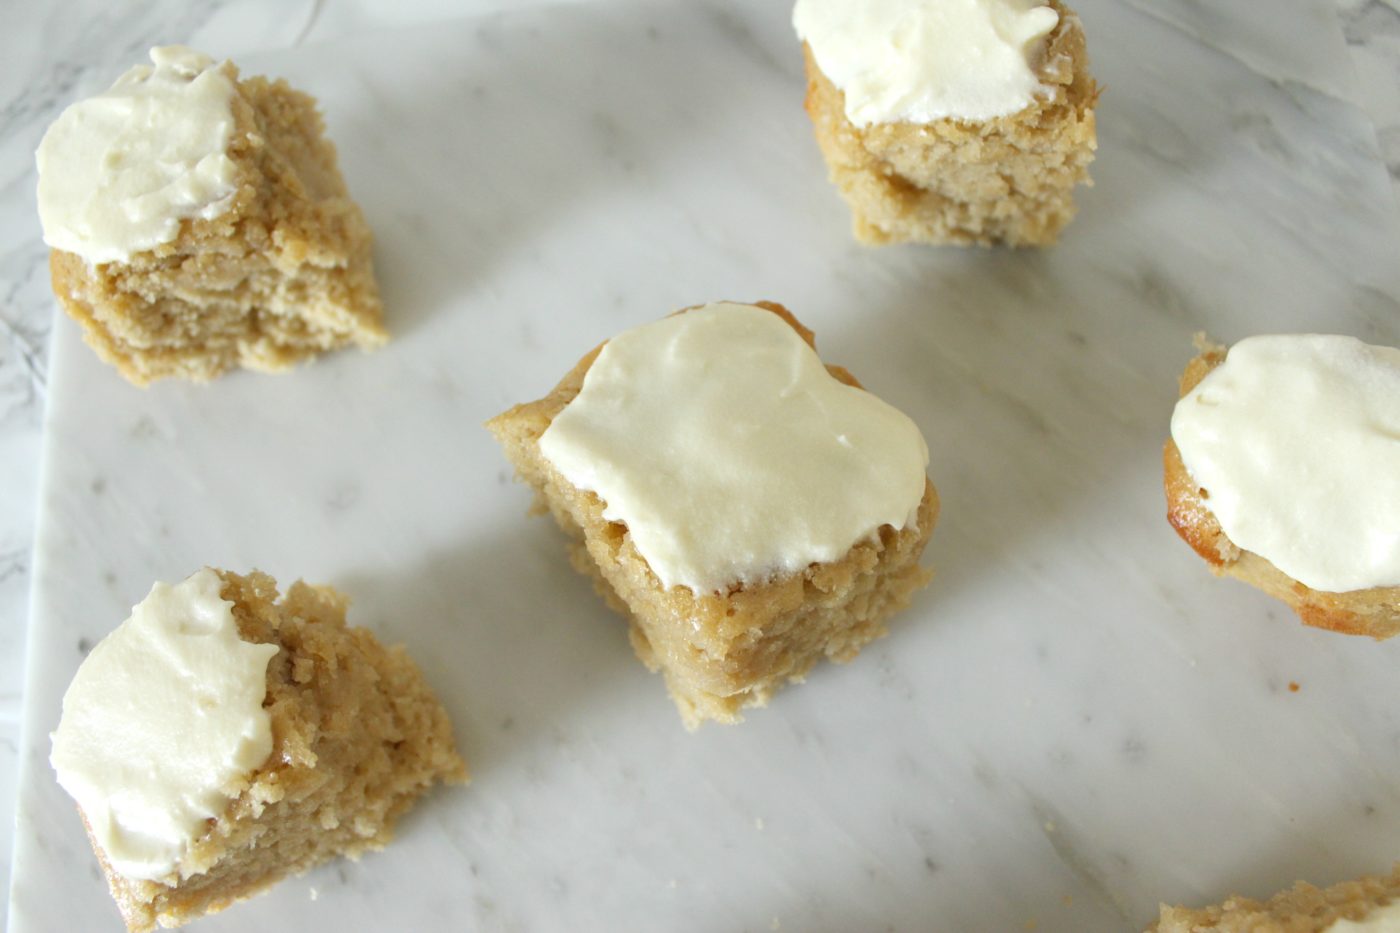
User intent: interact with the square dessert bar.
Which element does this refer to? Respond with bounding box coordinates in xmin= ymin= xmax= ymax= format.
xmin=46 ymin=57 xmax=386 ymax=384
xmin=83 ymin=570 xmax=466 ymax=931
xmin=801 ymin=0 xmax=1098 ymax=247
xmin=488 ymin=302 xmax=938 ymax=728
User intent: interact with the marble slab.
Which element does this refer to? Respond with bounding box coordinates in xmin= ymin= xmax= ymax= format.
xmin=9 ymin=1 xmax=1400 ymax=930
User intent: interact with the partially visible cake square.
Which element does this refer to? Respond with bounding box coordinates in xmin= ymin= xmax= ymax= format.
xmin=1150 ymin=865 xmax=1400 ymax=932
xmin=488 ymin=301 xmax=938 ymax=728
xmin=1164 ymin=335 xmax=1400 ymax=639
xmin=51 ymin=568 xmax=466 ymax=931
xmin=39 ymin=48 xmax=386 ymax=385
xmin=798 ymin=0 xmax=1098 ymax=247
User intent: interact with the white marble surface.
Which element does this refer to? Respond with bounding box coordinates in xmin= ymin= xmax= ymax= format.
xmin=3 ymin=1 xmax=1400 ymax=930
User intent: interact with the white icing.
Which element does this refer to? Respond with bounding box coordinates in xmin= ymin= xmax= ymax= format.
xmin=36 ymin=46 xmax=239 ymax=265
xmin=793 ymin=0 xmax=1059 ymax=125
xmin=538 ymin=302 xmax=930 ymax=594
xmin=1171 ymin=334 xmax=1400 ymax=593
xmin=50 ymin=568 xmax=278 ymax=881
xmin=1326 ymin=902 xmax=1400 ymax=932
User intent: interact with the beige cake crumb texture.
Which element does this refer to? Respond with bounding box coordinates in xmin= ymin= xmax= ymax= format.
xmin=487 ymin=301 xmax=938 ymax=729
xmin=1163 ymin=341 xmax=1400 ymax=639
xmin=801 ymin=0 xmax=1099 ymax=248
xmin=1150 ymin=865 xmax=1400 ymax=932
xmin=83 ymin=569 xmax=466 ymax=932
xmin=49 ymin=61 xmax=387 ymax=385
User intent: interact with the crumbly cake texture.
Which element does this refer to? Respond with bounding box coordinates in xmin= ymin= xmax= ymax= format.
xmin=81 ymin=569 xmax=467 ymax=932
xmin=487 ymin=301 xmax=938 ymax=729
xmin=800 ymin=0 xmax=1098 ymax=247
xmin=1150 ymin=865 xmax=1400 ymax=932
xmin=48 ymin=62 xmax=387 ymax=385
xmin=1164 ymin=339 xmax=1400 ymax=639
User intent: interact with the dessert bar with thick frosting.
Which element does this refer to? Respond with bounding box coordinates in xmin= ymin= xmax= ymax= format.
xmin=538 ymin=301 xmax=929 ymax=594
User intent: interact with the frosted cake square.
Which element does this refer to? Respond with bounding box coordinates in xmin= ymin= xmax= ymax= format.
xmin=488 ymin=301 xmax=938 ymax=728
xmin=37 ymin=47 xmax=386 ymax=385
xmin=50 ymin=568 xmax=467 ymax=931
xmin=794 ymin=0 xmax=1098 ymax=247
xmin=1165 ymin=335 xmax=1400 ymax=638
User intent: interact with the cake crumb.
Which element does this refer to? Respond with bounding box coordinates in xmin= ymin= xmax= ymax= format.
xmin=1288 ymin=681 xmax=1301 ymax=692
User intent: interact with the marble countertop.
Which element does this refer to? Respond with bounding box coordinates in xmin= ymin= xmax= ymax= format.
xmin=3 ymin=1 xmax=1399 ymax=928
